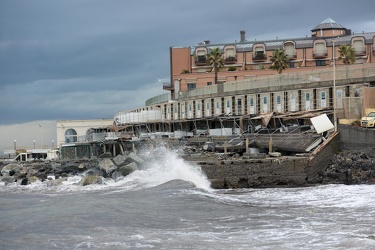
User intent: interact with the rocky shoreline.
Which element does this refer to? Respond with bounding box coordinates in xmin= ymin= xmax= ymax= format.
xmin=0 ymin=152 xmax=145 ymax=187
xmin=324 ymin=148 xmax=375 ymax=185
xmin=1 ymin=148 xmax=374 ymax=189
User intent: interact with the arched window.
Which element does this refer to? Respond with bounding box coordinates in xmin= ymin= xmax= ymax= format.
xmin=352 ymin=39 xmax=365 ymax=55
xmin=65 ymin=129 xmax=77 ymax=143
xmin=283 ymin=42 xmax=296 ymax=59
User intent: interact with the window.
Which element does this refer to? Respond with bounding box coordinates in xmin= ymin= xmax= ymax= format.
xmin=206 ymin=102 xmax=210 ymax=110
xmin=353 ymin=40 xmax=365 ymax=55
xmin=316 ymin=60 xmax=326 ymax=66
xmin=207 ymin=82 xmax=212 ymax=86
xmin=276 ymin=96 xmax=281 ymax=105
xmin=65 ymin=129 xmax=77 ymax=143
xmin=254 ymin=46 xmax=264 ymax=54
xmin=253 ymin=44 xmax=266 ymax=60
xmin=197 ymin=103 xmax=200 ymax=110
xmin=284 ymin=42 xmax=296 ymax=58
xmin=289 ymin=62 xmax=295 ymax=68
xmin=216 ymin=101 xmax=220 ymax=109
xmin=321 ymin=91 xmax=326 ymax=100
xmin=237 ymin=99 xmax=242 ymax=115
xmin=250 ymin=98 xmax=254 ymax=106
xmin=189 ymin=104 xmax=192 ymax=111
xmin=314 ymin=42 xmax=327 ymax=57
xmin=263 ymin=96 xmax=267 ymax=104
xmin=227 ymin=100 xmax=230 ymax=108
xmin=306 ymin=92 xmax=310 ymax=101
xmin=337 ymin=89 xmax=343 ymax=108
xmin=187 ymin=83 xmax=196 ymax=90
xmin=225 ymin=47 xmax=235 ymax=57
xmin=195 ymin=48 xmax=207 ymax=64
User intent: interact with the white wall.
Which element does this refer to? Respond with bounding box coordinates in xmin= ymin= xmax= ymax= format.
xmin=56 ymin=119 xmax=113 ymax=146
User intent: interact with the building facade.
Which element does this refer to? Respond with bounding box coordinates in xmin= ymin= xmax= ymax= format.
xmin=167 ymin=18 xmax=375 ymax=98
xmin=59 ymin=18 xmax=375 ymax=147
xmin=56 ymin=119 xmax=113 ymax=147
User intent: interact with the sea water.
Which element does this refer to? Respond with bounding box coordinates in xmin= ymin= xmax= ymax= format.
xmin=0 ymin=147 xmax=374 ymax=250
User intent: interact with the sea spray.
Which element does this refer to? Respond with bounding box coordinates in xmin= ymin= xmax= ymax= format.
xmin=0 ymin=145 xmax=212 ymax=193
xmin=123 ymin=146 xmax=212 ymax=191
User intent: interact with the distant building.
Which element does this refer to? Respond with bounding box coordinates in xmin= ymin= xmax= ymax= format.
xmin=56 ymin=18 xmax=375 ymax=155
xmin=56 ymin=119 xmax=113 ymax=147
xmin=166 ymin=18 xmax=375 ymax=98
xmin=111 ymin=18 xmax=375 ymax=140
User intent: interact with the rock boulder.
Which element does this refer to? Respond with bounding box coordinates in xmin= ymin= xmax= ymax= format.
xmin=78 ymin=175 xmax=103 ymax=186
xmin=1 ymin=164 xmax=22 ymax=176
xmin=98 ymin=158 xmax=117 ymax=176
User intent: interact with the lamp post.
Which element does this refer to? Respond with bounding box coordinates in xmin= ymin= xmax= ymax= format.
xmin=39 ymin=124 xmax=43 ymax=148
xmin=14 ymin=140 xmax=17 ymax=151
xmin=33 ymin=140 xmax=35 ymax=149
xmin=332 ymin=39 xmax=337 ymax=132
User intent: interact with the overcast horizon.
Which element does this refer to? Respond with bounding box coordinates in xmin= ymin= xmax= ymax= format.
xmin=1 ymin=0 xmax=375 ymax=152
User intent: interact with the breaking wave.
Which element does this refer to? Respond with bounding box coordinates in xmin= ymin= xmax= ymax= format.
xmin=0 ymin=146 xmax=211 ymax=193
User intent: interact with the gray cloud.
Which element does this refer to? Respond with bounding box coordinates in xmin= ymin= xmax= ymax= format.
xmin=1 ymin=0 xmax=375 ymax=126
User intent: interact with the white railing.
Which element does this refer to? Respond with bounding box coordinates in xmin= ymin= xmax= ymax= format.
xmin=145 ymin=92 xmax=171 ymax=106
xmin=179 ymin=63 xmax=375 ymax=99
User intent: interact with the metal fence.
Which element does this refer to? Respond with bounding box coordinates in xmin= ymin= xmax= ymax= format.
xmin=340 ymin=97 xmax=363 ymax=120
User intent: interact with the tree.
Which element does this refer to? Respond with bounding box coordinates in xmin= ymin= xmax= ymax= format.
xmin=269 ymin=49 xmax=289 ymax=74
xmin=206 ymin=47 xmax=224 ymax=85
xmin=338 ymin=45 xmax=355 ymax=65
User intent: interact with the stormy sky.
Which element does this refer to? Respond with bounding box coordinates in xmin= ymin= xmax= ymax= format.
xmin=0 ymin=0 xmax=375 ymax=151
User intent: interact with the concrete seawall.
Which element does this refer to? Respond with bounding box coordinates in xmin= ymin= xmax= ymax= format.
xmin=339 ymin=124 xmax=375 ymax=149
xmin=199 ymin=157 xmax=308 ymax=188
xmin=192 ymin=133 xmax=341 ymax=188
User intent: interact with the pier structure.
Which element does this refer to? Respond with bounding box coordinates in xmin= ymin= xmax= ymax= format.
xmin=113 ymin=63 xmax=375 ymax=141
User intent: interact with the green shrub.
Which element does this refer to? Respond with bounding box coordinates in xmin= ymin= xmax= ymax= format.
xmin=227 ymin=66 xmax=237 ymax=71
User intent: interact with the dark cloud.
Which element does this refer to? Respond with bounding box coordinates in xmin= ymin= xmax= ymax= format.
xmin=0 ymin=0 xmax=375 ymax=125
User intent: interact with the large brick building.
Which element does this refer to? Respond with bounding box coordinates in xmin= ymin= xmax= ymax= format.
xmin=166 ymin=18 xmax=375 ymax=98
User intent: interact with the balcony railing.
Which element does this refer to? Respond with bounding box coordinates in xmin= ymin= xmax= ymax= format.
xmin=252 ymin=53 xmax=267 ymax=61
xmin=163 ymin=82 xmax=173 ymax=90
xmin=313 ymin=50 xmax=328 ymax=58
xmin=178 ymin=63 xmax=375 ymax=101
xmin=224 ymin=55 xmax=237 ymax=64
xmin=354 ymin=49 xmax=366 ymax=56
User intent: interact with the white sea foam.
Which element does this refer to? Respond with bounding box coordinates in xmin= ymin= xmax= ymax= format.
xmin=117 ymin=146 xmax=212 ymax=191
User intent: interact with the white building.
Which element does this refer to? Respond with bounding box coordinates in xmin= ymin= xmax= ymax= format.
xmin=56 ymin=119 xmax=113 ymax=147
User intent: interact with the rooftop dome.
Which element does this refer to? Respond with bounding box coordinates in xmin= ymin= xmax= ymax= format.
xmin=311 ymin=17 xmax=346 ymax=31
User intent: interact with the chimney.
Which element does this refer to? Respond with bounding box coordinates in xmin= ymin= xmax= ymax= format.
xmin=240 ymin=30 xmax=246 ymax=42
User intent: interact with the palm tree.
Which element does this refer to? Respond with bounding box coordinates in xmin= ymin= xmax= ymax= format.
xmin=206 ymin=47 xmax=224 ymax=85
xmin=269 ymin=49 xmax=289 ymax=74
xmin=338 ymin=45 xmax=355 ymax=65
